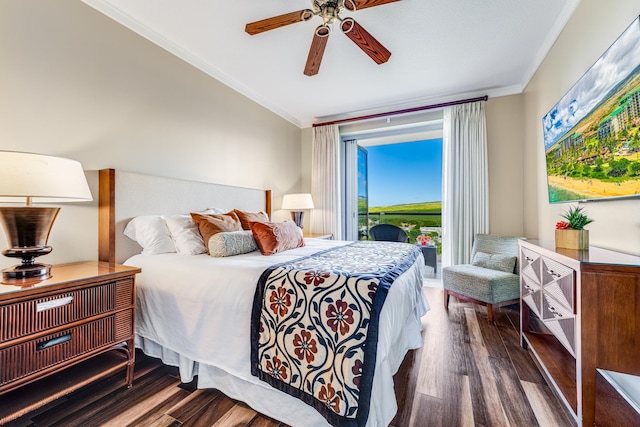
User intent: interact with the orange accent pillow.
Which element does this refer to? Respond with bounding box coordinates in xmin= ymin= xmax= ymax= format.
xmin=234 ymin=209 xmax=269 ymax=230
xmin=190 ymin=211 xmax=242 ymax=249
xmin=250 ymin=220 xmax=304 ymax=256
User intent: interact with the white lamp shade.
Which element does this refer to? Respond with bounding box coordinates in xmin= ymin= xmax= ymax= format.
xmin=281 ymin=193 xmax=314 ymax=210
xmin=0 ymin=151 xmax=93 ymax=203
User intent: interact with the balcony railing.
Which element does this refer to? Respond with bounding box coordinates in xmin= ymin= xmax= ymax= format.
xmin=359 ymin=211 xmax=442 ymax=253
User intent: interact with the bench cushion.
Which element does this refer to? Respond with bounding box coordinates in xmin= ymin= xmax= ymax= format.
xmin=442 ymin=264 xmax=519 ymax=304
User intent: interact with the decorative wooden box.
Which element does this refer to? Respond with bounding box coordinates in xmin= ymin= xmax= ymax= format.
xmin=555 ymin=229 xmax=589 ymax=250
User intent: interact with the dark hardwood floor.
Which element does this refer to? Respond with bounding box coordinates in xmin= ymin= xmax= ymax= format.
xmin=4 ymin=286 xmax=573 ymax=427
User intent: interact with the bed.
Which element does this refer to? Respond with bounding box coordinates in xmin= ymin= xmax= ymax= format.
xmin=97 ymin=169 xmax=430 ymax=426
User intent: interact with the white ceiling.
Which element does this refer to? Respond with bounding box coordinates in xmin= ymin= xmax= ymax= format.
xmin=82 ymin=0 xmax=580 ymax=128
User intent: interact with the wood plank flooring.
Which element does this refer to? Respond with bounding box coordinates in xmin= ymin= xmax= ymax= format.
xmin=4 ymin=286 xmax=573 ymax=427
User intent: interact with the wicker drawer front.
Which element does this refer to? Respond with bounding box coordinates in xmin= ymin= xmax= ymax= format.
xmin=0 ymin=279 xmax=133 ymax=344
xmin=0 ymin=311 xmax=131 ymax=388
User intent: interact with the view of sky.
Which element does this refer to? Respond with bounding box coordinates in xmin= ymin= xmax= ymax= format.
xmin=543 ymin=17 xmax=640 ymax=150
xmin=365 ymin=139 xmax=442 ymax=207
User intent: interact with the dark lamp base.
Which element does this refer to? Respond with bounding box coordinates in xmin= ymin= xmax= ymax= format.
xmin=290 ymin=211 xmax=305 ymax=228
xmin=0 ymin=206 xmax=60 ymax=284
xmin=2 ymin=263 xmax=52 ymax=281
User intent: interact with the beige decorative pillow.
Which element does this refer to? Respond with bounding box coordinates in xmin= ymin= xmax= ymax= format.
xmin=471 ymin=251 xmax=517 ymax=273
xmin=190 ymin=211 xmax=242 ymax=249
xmin=234 ymin=209 xmax=269 ymax=231
xmin=250 ymin=220 xmax=304 ymax=256
xmin=208 ymin=231 xmax=258 ymax=257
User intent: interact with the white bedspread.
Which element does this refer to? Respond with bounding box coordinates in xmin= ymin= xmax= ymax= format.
xmin=126 ymin=238 xmax=429 ymax=426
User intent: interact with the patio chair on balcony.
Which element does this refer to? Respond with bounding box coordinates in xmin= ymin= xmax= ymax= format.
xmin=369 ymin=224 xmax=409 ymax=243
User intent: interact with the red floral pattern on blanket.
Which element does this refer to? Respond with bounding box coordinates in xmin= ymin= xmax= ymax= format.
xmin=326 ymin=300 xmax=355 ymax=335
xmin=319 ymin=383 xmax=342 ymax=414
xmin=269 ymin=286 xmax=291 ymax=317
xmin=252 ymin=241 xmax=420 ymax=425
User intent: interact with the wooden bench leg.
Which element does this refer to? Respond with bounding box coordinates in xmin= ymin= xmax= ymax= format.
xmin=444 ymin=290 xmax=450 ymax=309
xmin=486 ymin=303 xmax=494 ymax=323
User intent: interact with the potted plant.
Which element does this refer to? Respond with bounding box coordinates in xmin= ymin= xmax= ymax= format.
xmin=555 ymin=206 xmax=593 ymax=250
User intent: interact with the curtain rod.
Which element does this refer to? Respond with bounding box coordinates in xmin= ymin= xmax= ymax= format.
xmin=312 ymin=95 xmax=488 ymax=127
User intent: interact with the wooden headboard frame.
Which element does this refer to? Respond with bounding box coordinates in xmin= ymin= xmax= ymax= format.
xmin=98 ymin=169 xmax=272 ymax=264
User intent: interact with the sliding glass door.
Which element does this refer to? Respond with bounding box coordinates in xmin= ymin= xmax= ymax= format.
xmin=357 ymin=146 xmax=368 ymax=240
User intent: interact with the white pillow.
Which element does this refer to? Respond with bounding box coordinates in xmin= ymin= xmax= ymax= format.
xmin=204 ymin=207 xmax=228 ymax=214
xmin=123 ymin=216 xmax=176 ymax=254
xmin=164 ymin=214 xmax=207 ymax=255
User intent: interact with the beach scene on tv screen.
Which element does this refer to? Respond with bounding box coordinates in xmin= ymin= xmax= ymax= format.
xmin=543 ymin=17 xmax=640 ymax=203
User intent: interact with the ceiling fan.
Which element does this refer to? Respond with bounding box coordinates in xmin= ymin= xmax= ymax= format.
xmin=245 ymin=0 xmax=400 ymax=76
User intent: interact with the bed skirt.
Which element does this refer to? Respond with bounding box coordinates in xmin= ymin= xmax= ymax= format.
xmin=135 ymin=296 xmax=426 ymax=427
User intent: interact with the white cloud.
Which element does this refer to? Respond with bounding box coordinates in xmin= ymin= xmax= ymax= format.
xmin=543 ymin=18 xmax=640 ymax=150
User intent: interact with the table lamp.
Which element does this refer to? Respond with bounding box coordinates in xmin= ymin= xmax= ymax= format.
xmin=0 ymin=151 xmax=93 ymax=281
xmin=281 ymin=193 xmax=314 ymax=228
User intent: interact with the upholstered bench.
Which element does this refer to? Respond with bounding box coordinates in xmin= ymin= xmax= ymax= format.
xmin=443 ymin=234 xmax=523 ymax=322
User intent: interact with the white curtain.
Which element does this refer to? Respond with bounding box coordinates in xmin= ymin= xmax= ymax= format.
xmin=311 ymin=124 xmax=343 ymax=239
xmin=442 ymin=101 xmax=489 ymax=267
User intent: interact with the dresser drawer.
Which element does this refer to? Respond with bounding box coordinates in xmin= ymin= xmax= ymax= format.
xmin=0 ymin=309 xmax=132 ymax=389
xmin=539 ymin=255 xmax=576 ymax=357
xmin=520 ymin=248 xmax=542 ymax=292
xmin=521 ymin=247 xmax=542 ymax=273
xmin=541 ymin=256 xmax=575 ymax=312
xmin=520 ymin=247 xmax=543 ymax=317
xmin=541 ymin=292 xmax=576 ymax=357
xmin=522 ymin=291 xmax=543 ymax=319
xmin=0 ymin=279 xmax=133 ymax=344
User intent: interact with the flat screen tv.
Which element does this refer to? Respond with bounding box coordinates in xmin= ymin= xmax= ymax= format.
xmin=543 ymin=15 xmax=640 ymax=203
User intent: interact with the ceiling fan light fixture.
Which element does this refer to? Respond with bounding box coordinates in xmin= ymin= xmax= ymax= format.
xmin=344 ymin=0 xmax=357 ymax=12
xmin=315 ymin=1 xmax=344 ymax=26
xmin=315 ymin=25 xmax=331 ymax=38
xmin=341 ymin=17 xmax=355 ymax=33
xmin=246 ymin=0 xmax=399 ymax=75
xmin=301 ymin=10 xmax=314 ymax=21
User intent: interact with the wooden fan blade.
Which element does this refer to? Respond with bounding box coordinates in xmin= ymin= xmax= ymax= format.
xmin=345 ymin=0 xmax=401 ymax=11
xmin=341 ymin=18 xmax=391 ymax=64
xmin=245 ymin=9 xmax=313 ymax=35
xmin=304 ymin=26 xmax=330 ymax=76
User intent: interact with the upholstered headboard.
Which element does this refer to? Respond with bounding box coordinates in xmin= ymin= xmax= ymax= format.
xmin=98 ymin=169 xmax=271 ymax=264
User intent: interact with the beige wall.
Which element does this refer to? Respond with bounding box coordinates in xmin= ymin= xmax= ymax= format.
xmin=485 ymin=95 xmax=525 ymax=237
xmin=4 ymin=0 xmax=637 ymax=274
xmin=0 ymin=0 xmax=302 ymax=268
xmin=524 ymin=1 xmax=640 ymax=255
xmin=299 ymin=97 xmax=526 ymax=239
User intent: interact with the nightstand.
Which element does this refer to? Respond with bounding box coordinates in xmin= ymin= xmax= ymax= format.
xmin=0 ymin=261 xmax=141 ymax=424
xmin=418 ymin=245 xmax=437 ymax=272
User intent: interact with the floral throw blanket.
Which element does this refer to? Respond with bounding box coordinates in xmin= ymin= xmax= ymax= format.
xmin=250 ymin=241 xmax=421 ymax=426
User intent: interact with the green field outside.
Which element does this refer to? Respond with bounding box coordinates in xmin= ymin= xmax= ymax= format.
xmin=362 ymin=201 xmax=443 ymax=252
xmin=369 ymin=201 xmax=442 ymax=213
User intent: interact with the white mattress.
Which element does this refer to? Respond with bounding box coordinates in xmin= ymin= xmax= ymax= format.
xmin=126 ymin=238 xmax=430 ymax=426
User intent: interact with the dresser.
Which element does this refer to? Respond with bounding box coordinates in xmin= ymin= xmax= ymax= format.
xmin=519 ymin=240 xmax=640 ymax=426
xmin=0 ymin=261 xmax=141 ymax=424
